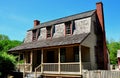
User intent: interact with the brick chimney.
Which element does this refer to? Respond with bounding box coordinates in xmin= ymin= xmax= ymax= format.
xmin=96 ymin=2 xmax=108 ymax=70
xmin=96 ymin=2 xmax=104 ymax=31
xmin=34 ymin=20 xmax=40 ymax=27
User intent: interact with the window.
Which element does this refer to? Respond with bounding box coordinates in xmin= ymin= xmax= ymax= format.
xmin=73 ymin=46 xmax=79 ymax=62
xmin=32 ymin=29 xmax=40 ymax=41
xmin=60 ymin=48 xmax=66 ymax=63
xmin=32 ymin=30 xmax=37 ymax=41
xmin=46 ymin=26 xmax=52 ymax=38
xmin=65 ymin=21 xmax=72 ymax=35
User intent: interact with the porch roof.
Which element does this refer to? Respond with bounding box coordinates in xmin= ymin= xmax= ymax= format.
xmin=8 ymin=33 xmax=89 ymax=52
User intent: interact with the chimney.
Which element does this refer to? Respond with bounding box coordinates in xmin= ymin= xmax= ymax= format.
xmin=96 ymin=2 xmax=104 ymax=31
xmin=34 ymin=20 xmax=40 ymax=27
xmin=96 ymin=2 xmax=108 ymax=70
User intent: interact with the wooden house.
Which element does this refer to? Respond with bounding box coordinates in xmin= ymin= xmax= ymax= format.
xmin=9 ymin=2 xmax=109 ymax=78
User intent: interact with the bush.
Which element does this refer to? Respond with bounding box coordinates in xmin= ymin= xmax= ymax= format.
xmin=0 ymin=52 xmax=17 ymax=77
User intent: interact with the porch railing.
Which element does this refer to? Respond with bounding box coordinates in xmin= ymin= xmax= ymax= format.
xmin=60 ymin=63 xmax=80 ymax=72
xmin=35 ymin=62 xmax=80 ymax=76
xmin=16 ymin=63 xmax=32 ymax=72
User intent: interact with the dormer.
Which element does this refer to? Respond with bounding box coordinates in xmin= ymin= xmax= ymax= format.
xmin=46 ymin=26 xmax=52 ymax=39
xmin=65 ymin=21 xmax=73 ymax=35
xmin=24 ymin=10 xmax=95 ymax=43
xmin=32 ymin=29 xmax=40 ymax=41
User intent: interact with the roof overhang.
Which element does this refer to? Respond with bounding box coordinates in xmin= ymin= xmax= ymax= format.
xmin=8 ymin=33 xmax=90 ymax=52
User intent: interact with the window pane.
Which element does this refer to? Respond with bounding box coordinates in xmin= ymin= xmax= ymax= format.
xmin=73 ymin=46 xmax=79 ymax=62
xmin=65 ymin=21 xmax=71 ymax=34
xmin=47 ymin=26 xmax=52 ymax=38
xmin=32 ymin=30 xmax=37 ymax=41
xmin=60 ymin=48 xmax=66 ymax=63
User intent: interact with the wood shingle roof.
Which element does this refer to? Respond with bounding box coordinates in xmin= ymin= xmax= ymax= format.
xmin=29 ymin=10 xmax=95 ymax=31
xmin=9 ymin=33 xmax=89 ymax=52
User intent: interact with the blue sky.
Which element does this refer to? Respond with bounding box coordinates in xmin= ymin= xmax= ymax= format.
xmin=0 ymin=0 xmax=120 ymax=41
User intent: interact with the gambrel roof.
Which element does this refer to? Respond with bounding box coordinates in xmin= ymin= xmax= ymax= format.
xmin=9 ymin=10 xmax=96 ymax=52
xmin=29 ymin=10 xmax=95 ymax=31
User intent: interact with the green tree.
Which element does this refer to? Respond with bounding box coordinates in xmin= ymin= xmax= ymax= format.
xmin=0 ymin=34 xmax=9 ymax=40
xmin=0 ymin=34 xmax=22 ymax=77
xmin=0 ymin=53 xmax=16 ymax=77
xmin=107 ymin=40 xmax=120 ymax=64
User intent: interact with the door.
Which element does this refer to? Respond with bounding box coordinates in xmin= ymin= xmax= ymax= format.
xmin=32 ymin=50 xmax=41 ymax=71
xmin=36 ymin=50 xmax=41 ymax=65
xmin=47 ymin=51 xmax=55 ymax=63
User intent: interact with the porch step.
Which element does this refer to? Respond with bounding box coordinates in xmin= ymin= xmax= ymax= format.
xmin=25 ymin=72 xmax=42 ymax=78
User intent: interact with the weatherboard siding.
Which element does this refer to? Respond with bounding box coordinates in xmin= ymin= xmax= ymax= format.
xmin=24 ymin=17 xmax=91 ymax=43
xmin=53 ymin=23 xmax=65 ymax=38
xmin=24 ymin=31 xmax=32 ymax=43
xmin=73 ymin=17 xmax=91 ymax=35
xmin=38 ymin=28 xmax=46 ymax=40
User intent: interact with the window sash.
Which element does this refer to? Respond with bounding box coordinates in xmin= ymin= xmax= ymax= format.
xmin=65 ymin=21 xmax=72 ymax=35
xmin=47 ymin=26 xmax=52 ymax=38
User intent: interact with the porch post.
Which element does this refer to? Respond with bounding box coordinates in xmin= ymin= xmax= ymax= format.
xmin=23 ymin=52 xmax=25 ymax=78
xmin=41 ymin=49 xmax=43 ymax=73
xmin=18 ymin=53 xmax=20 ymax=69
xmin=24 ymin=52 xmax=26 ymax=63
xmin=18 ymin=53 xmax=20 ymax=63
xmin=30 ymin=51 xmax=33 ymax=72
xmin=79 ymin=45 xmax=82 ymax=75
xmin=58 ymin=48 xmax=60 ymax=73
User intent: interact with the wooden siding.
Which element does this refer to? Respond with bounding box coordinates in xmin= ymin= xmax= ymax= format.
xmin=24 ymin=17 xmax=91 ymax=43
xmin=82 ymin=70 xmax=120 ymax=78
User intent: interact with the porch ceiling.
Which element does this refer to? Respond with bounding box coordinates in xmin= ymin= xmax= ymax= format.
xmin=8 ymin=33 xmax=89 ymax=52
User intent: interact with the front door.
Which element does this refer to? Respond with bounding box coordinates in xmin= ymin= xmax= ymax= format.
xmin=32 ymin=50 xmax=41 ymax=71
xmin=47 ymin=51 xmax=55 ymax=63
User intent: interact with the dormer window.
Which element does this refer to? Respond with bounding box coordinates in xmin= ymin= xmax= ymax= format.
xmin=32 ymin=29 xmax=40 ymax=41
xmin=46 ymin=26 xmax=52 ymax=38
xmin=65 ymin=21 xmax=72 ymax=35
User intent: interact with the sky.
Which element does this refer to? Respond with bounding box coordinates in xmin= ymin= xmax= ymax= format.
xmin=0 ymin=0 xmax=120 ymax=41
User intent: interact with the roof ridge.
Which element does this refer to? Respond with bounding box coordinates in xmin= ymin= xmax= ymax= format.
xmin=28 ymin=9 xmax=96 ymax=31
xmin=41 ymin=9 xmax=96 ymax=25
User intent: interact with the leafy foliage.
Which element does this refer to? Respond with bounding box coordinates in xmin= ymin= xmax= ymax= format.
xmin=0 ymin=34 xmax=9 ymax=40
xmin=0 ymin=53 xmax=17 ymax=76
xmin=0 ymin=40 xmax=21 ymax=53
xmin=107 ymin=40 xmax=120 ymax=64
xmin=0 ymin=34 xmax=22 ymax=77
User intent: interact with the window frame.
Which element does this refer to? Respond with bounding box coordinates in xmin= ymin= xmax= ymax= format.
xmin=32 ymin=29 xmax=40 ymax=41
xmin=60 ymin=48 xmax=66 ymax=63
xmin=65 ymin=21 xmax=73 ymax=35
xmin=73 ymin=46 xmax=79 ymax=62
xmin=46 ymin=26 xmax=52 ymax=39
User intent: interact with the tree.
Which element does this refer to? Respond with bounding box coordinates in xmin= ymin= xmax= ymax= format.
xmin=0 ymin=53 xmax=16 ymax=78
xmin=107 ymin=40 xmax=120 ymax=64
xmin=0 ymin=34 xmax=9 ymax=40
xmin=0 ymin=34 xmax=22 ymax=77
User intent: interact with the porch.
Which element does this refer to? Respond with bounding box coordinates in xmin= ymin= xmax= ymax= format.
xmin=16 ymin=45 xmax=91 ymax=77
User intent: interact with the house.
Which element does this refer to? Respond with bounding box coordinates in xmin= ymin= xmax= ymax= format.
xmin=9 ymin=2 xmax=109 ymax=78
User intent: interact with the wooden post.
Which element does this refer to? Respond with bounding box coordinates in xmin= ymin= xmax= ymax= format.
xmin=41 ymin=49 xmax=44 ymax=73
xmin=23 ymin=63 xmax=25 ymax=78
xmin=30 ymin=51 xmax=33 ymax=72
xmin=18 ymin=53 xmax=20 ymax=71
xmin=79 ymin=45 xmax=82 ymax=75
xmin=23 ymin=52 xmax=25 ymax=78
xmin=58 ymin=48 xmax=60 ymax=74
